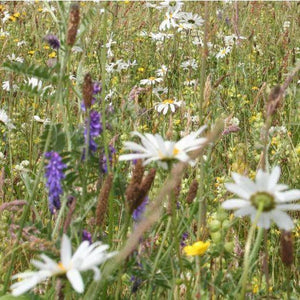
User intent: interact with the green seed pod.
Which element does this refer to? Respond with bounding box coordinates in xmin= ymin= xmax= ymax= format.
xmin=211 ymin=231 xmax=222 ymax=243
xmin=217 ymin=209 xmax=227 ymax=222
xmin=224 ymin=241 xmax=234 ymax=253
xmin=209 ymin=220 xmax=221 ymax=232
xmin=222 ymin=220 xmax=231 ymax=230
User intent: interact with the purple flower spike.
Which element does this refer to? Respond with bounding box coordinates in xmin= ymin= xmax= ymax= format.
xmin=44 ymin=34 xmax=60 ymax=50
xmin=93 ymin=82 xmax=102 ymax=94
xmin=132 ymin=196 xmax=148 ymax=222
xmin=45 ymin=151 xmax=66 ymax=214
xmin=100 ymin=145 xmax=116 ymax=173
xmin=82 ymin=230 xmax=92 ymax=244
xmin=84 ymin=110 xmax=102 ymax=154
xmin=180 ymin=232 xmax=189 ymax=247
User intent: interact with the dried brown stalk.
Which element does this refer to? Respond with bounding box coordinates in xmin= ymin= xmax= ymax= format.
xmin=63 ymin=197 xmax=77 ymax=233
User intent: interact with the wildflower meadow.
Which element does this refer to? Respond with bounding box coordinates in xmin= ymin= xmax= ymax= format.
xmin=0 ymin=1 xmax=300 ymax=299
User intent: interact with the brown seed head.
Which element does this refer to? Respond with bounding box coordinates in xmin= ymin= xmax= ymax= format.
xmin=83 ymin=73 xmax=94 ymax=109
xmin=96 ymin=174 xmax=113 ymax=227
xmin=186 ymin=179 xmax=199 ymax=204
xmin=67 ymin=3 xmax=80 ymax=46
xmin=280 ymin=230 xmax=294 ymax=267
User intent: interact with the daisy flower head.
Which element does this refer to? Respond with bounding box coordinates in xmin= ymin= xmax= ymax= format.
xmin=153 ymin=86 xmax=168 ymax=99
xmin=119 ymin=126 xmax=207 ymax=169
xmin=0 ymin=108 xmax=15 ymax=130
xmin=155 ymin=98 xmax=181 ymax=115
xmin=180 ymin=59 xmax=198 ymax=71
xmin=216 ymin=46 xmax=231 ymax=59
xmin=178 ymin=12 xmax=204 ymax=31
xmin=140 ymin=76 xmax=163 ymax=86
xmin=11 ymin=234 xmax=117 ymax=296
xmin=222 ymin=166 xmax=300 ymax=230
xmin=159 ymin=10 xmax=180 ymax=31
xmin=155 ymin=65 xmax=168 ymax=77
xmin=159 ymin=0 xmax=183 ymax=12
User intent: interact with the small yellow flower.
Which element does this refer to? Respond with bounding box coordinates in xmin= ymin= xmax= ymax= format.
xmin=13 ymin=12 xmax=20 ymax=18
xmin=28 ymin=50 xmax=35 ymax=55
xmin=183 ymin=241 xmax=210 ymax=256
xmin=138 ymin=67 xmax=145 ymax=73
xmin=9 ymin=16 xmax=16 ymax=22
xmin=252 ymin=86 xmax=259 ymax=91
xmin=43 ymin=45 xmax=50 ymax=50
xmin=48 ymin=51 xmax=56 ymax=58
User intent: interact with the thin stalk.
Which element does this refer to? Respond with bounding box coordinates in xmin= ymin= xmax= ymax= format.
xmin=52 ymin=195 xmax=68 ymax=239
xmin=198 ymin=1 xmax=209 ymax=121
xmin=146 ymin=216 xmax=172 ymax=298
xmin=238 ymin=203 xmax=264 ymax=299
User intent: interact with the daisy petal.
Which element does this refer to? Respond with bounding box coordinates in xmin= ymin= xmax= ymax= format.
xmin=222 ymin=199 xmax=249 ymax=209
xmin=270 ymin=210 xmax=294 ymax=230
xmin=67 ymin=269 xmax=84 ymax=293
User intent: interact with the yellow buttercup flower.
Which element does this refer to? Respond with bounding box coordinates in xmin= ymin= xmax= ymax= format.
xmin=183 ymin=241 xmax=210 ymax=256
xmin=48 ymin=51 xmax=56 ymax=58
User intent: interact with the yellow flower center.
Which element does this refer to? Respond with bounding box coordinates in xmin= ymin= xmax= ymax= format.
xmin=58 ymin=262 xmax=66 ymax=272
xmin=162 ymin=99 xmax=174 ymax=104
xmin=148 ymin=77 xmax=156 ymax=81
xmin=221 ymin=49 xmax=226 ymax=55
xmin=172 ymin=147 xmax=179 ymax=155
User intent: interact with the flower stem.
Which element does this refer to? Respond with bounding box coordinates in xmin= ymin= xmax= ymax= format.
xmin=238 ymin=203 xmax=264 ymax=299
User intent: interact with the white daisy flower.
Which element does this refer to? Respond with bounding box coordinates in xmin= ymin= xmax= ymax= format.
xmin=184 ymin=79 xmax=197 ymax=86
xmin=0 ymin=28 xmax=10 ymax=38
xmin=7 ymin=53 xmax=24 ymax=63
xmin=180 ymin=59 xmax=198 ymax=71
xmin=159 ymin=10 xmax=180 ymax=31
xmin=11 ymin=234 xmax=117 ymax=296
xmin=178 ymin=12 xmax=204 ymax=31
xmin=153 ymin=86 xmax=168 ymax=99
xmin=0 ymin=109 xmax=15 ymax=130
xmin=155 ymin=65 xmax=168 ymax=77
xmin=224 ymin=34 xmax=246 ymax=47
xmin=159 ymin=0 xmax=183 ymax=12
xmin=140 ymin=76 xmax=163 ymax=86
xmin=222 ymin=166 xmax=300 ymax=230
xmin=119 ymin=126 xmax=207 ymax=168
xmin=17 ymin=40 xmax=27 ymax=47
xmin=155 ymin=98 xmax=181 ymax=115
xmin=216 ymin=47 xmax=231 ymax=59
xmin=150 ymin=32 xmax=174 ymax=42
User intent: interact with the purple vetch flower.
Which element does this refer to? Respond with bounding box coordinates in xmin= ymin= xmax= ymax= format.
xmin=82 ymin=230 xmax=92 ymax=244
xmin=132 ymin=196 xmax=149 ymax=222
xmin=130 ymin=276 xmax=142 ymax=294
xmin=84 ymin=110 xmax=102 ymax=153
xmin=93 ymin=82 xmax=102 ymax=95
xmin=100 ymin=145 xmax=116 ymax=173
xmin=45 ymin=151 xmax=66 ymax=214
xmin=44 ymin=34 xmax=60 ymax=50
xmin=180 ymin=232 xmax=189 ymax=247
